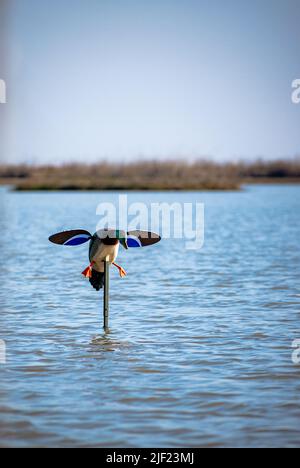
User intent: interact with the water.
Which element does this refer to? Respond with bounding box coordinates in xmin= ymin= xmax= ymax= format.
xmin=0 ymin=185 xmax=300 ymax=448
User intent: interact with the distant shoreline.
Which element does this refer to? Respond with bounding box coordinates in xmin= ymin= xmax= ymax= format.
xmin=1 ymin=160 xmax=300 ymax=191
xmin=1 ymin=180 xmax=300 ymax=192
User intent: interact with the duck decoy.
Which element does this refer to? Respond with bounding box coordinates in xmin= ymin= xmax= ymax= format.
xmin=49 ymin=229 xmax=161 ymax=291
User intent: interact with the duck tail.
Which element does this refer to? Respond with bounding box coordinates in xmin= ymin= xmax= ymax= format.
xmin=89 ymin=269 xmax=105 ymax=291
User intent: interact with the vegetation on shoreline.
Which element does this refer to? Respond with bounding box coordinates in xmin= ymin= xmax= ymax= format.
xmin=0 ymin=159 xmax=300 ymax=191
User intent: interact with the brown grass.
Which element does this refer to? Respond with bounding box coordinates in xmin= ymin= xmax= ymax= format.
xmin=0 ymin=158 xmax=300 ymax=191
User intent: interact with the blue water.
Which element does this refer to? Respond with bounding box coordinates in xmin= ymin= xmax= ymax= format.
xmin=0 ymin=185 xmax=300 ymax=448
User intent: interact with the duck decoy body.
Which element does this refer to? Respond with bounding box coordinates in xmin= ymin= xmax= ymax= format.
xmin=49 ymin=228 xmax=161 ymax=291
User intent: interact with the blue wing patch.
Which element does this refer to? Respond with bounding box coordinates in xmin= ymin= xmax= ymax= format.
xmin=64 ymin=234 xmax=91 ymax=246
xmin=127 ymin=236 xmax=142 ymax=248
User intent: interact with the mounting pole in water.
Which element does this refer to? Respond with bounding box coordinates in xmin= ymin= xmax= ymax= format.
xmin=103 ymin=256 xmax=110 ymax=330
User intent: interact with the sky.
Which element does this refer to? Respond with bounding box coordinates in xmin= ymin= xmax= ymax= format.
xmin=0 ymin=0 xmax=300 ymax=164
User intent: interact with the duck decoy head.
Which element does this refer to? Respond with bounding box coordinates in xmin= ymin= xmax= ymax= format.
xmin=94 ymin=229 xmax=128 ymax=249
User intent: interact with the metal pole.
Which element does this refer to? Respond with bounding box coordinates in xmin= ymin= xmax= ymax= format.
xmin=103 ymin=256 xmax=110 ymax=330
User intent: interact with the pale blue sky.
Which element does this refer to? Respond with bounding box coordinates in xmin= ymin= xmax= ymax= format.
xmin=1 ymin=0 xmax=300 ymax=163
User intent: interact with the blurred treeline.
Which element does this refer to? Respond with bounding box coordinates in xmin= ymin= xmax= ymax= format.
xmin=0 ymin=159 xmax=300 ymax=191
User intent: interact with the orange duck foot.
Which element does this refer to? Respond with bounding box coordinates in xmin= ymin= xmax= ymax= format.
xmin=112 ymin=262 xmax=127 ymax=278
xmin=82 ymin=261 xmax=95 ymax=278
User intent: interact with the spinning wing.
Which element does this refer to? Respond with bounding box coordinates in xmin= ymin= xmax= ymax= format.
xmin=49 ymin=230 xmax=92 ymax=246
xmin=126 ymin=231 xmax=161 ymax=248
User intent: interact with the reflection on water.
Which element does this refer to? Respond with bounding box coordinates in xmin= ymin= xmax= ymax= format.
xmin=90 ymin=333 xmax=132 ymax=353
xmin=0 ymin=185 xmax=300 ymax=448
